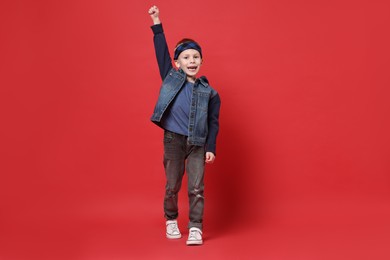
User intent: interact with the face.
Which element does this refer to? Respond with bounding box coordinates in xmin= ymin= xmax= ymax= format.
xmin=174 ymin=49 xmax=202 ymax=82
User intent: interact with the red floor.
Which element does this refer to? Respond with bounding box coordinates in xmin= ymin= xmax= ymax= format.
xmin=2 ymin=196 xmax=390 ymax=260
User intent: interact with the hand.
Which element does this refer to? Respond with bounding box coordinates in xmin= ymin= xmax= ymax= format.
xmin=205 ymin=152 xmax=215 ymax=164
xmin=148 ymin=5 xmax=161 ymax=24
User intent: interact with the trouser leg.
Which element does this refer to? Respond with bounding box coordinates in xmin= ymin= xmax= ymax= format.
xmin=186 ymin=145 xmax=205 ymax=230
xmin=163 ymin=131 xmax=186 ymax=220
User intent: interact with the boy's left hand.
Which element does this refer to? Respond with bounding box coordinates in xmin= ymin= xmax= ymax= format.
xmin=205 ymin=152 xmax=215 ymax=164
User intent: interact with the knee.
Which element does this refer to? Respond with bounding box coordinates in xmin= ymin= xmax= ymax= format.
xmin=189 ymin=187 xmax=204 ymax=198
xmin=166 ymin=185 xmax=180 ymax=197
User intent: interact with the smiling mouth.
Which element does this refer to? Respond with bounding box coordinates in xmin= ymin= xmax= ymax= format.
xmin=188 ymin=66 xmax=198 ymax=71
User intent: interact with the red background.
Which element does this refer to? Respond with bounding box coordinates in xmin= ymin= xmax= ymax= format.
xmin=1 ymin=0 xmax=390 ymax=259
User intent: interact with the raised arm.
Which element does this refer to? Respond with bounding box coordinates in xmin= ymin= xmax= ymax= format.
xmin=148 ymin=6 xmax=173 ymax=80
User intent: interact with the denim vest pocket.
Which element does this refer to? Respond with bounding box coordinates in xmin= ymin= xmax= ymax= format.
xmin=197 ymin=92 xmax=210 ymax=112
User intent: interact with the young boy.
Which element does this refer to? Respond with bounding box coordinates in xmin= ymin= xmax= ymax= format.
xmin=148 ymin=5 xmax=221 ymax=245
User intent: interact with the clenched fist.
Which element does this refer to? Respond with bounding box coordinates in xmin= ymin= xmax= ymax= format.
xmin=148 ymin=5 xmax=161 ymax=25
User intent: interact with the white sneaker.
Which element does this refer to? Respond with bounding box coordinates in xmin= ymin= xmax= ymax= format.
xmin=166 ymin=220 xmax=181 ymax=239
xmin=186 ymin=227 xmax=203 ymax=245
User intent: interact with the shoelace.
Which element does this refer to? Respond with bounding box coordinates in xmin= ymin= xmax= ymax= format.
xmin=188 ymin=230 xmax=199 ymax=240
xmin=168 ymin=223 xmax=179 ymax=233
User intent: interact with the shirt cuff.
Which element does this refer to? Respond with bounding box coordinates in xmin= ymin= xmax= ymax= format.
xmin=151 ymin=23 xmax=163 ymax=35
xmin=206 ymin=143 xmax=216 ymax=156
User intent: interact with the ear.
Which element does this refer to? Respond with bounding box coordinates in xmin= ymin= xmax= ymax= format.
xmin=174 ymin=60 xmax=180 ymax=68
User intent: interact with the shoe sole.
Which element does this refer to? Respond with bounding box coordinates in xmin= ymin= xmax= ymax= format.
xmin=186 ymin=240 xmax=203 ymax=245
xmin=166 ymin=234 xmax=182 ymax=239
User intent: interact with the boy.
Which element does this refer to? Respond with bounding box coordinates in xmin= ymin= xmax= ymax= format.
xmin=148 ymin=5 xmax=221 ymax=245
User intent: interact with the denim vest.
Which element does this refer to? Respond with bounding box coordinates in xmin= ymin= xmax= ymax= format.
xmin=151 ymin=68 xmax=217 ymax=146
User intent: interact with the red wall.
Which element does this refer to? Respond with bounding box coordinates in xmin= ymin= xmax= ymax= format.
xmin=1 ymin=0 xmax=390 ymax=259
